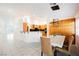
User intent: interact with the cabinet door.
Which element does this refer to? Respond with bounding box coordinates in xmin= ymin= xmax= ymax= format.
xmin=58 ymin=21 xmax=75 ymax=36
xmin=23 ymin=22 xmax=28 ymax=32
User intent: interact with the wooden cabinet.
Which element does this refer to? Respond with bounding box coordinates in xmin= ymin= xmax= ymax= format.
xmin=49 ymin=18 xmax=75 ymax=36
xmin=49 ymin=18 xmax=76 ymax=44
xmin=23 ymin=22 xmax=28 ymax=32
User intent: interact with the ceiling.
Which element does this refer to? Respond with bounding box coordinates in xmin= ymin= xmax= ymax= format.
xmin=50 ymin=3 xmax=79 ymax=19
xmin=0 ymin=3 xmax=79 ymax=24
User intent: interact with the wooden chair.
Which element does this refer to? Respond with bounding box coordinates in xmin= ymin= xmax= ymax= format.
xmin=41 ymin=36 xmax=55 ymax=56
xmin=55 ymin=35 xmax=74 ymax=56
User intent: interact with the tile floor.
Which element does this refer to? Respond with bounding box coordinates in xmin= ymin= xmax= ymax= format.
xmin=0 ymin=37 xmax=41 ymax=56
xmin=0 ymin=34 xmax=79 ymax=56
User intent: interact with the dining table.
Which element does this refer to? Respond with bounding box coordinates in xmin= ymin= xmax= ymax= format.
xmin=49 ymin=35 xmax=65 ymax=56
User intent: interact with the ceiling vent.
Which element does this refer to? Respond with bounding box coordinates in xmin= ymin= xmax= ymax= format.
xmin=50 ymin=3 xmax=60 ymax=11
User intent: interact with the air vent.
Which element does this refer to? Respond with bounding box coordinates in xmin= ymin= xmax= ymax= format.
xmin=50 ymin=3 xmax=60 ymax=11
xmin=51 ymin=5 xmax=60 ymax=10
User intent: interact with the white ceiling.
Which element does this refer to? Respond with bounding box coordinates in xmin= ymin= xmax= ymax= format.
xmin=50 ymin=3 xmax=79 ymax=19
xmin=0 ymin=3 xmax=49 ymax=19
xmin=0 ymin=3 xmax=79 ymax=24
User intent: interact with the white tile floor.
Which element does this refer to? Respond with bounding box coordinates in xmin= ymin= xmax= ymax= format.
xmin=0 ymin=33 xmax=79 ymax=56
xmin=0 ymin=31 xmax=42 ymax=56
xmin=0 ymin=37 xmax=41 ymax=56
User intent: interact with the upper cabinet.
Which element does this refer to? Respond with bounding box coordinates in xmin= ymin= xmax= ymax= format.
xmin=49 ymin=18 xmax=75 ymax=36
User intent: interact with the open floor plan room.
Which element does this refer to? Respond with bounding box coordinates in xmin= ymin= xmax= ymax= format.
xmin=0 ymin=3 xmax=79 ymax=56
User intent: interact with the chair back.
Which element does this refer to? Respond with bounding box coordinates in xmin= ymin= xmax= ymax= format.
xmin=63 ymin=35 xmax=74 ymax=51
xmin=68 ymin=35 xmax=74 ymax=51
xmin=41 ymin=36 xmax=55 ymax=56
